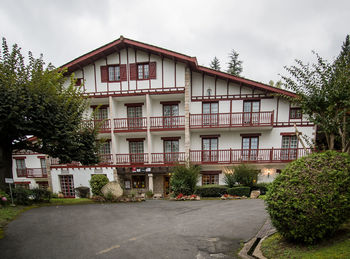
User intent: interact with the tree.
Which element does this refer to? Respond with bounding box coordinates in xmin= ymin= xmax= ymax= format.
xmin=281 ymin=35 xmax=350 ymax=152
xmin=0 ymin=38 xmax=100 ymax=188
xmin=170 ymin=164 xmax=200 ymax=195
xmin=209 ymin=56 xmax=221 ymax=71
xmin=227 ymin=49 xmax=243 ymax=76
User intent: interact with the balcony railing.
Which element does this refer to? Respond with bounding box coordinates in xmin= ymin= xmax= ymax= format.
xmin=115 ymin=153 xmax=149 ymax=164
xmin=114 ymin=117 xmax=147 ymax=131
xmin=83 ymin=119 xmax=111 ymax=132
xmin=99 ymin=154 xmax=113 ymax=164
xmin=26 ymin=168 xmax=48 ymax=178
xmin=190 ymin=111 xmax=274 ymax=128
xmin=150 ymin=116 xmax=185 ymax=130
xmin=151 ymin=152 xmax=186 ymax=164
xmin=190 ymin=148 xmax=312 ymax=164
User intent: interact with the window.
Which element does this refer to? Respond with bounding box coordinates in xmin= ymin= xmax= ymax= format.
xmin=290 ymin=108 xmax=302 ymax=119
xmin=163 ymin=103 xmax=179 ymax=127
xmin=94 ymin=107 xmax=108 ymax=120
xmin=242 ymin=136 xmax=259 ymax=161
xmin=59 ymin=175 xmax=75 ymax=198
xmin=202 ymin=102 xmax=218 ymax=126
xmin=243 ymin=101 xmax=260 ymax=124
xmin=99 ymin=142 xmax=111 ymax=164
xmin=138 ymin=63 xmax=149 ymax=80
xmin=281 ymin=135 xmax=298 ymax=160
xmin=202 ymin=174 xmax=219 ymax=185
xmin=15 ymin=159 xmax=26 ymax=177
xmin=108 ymin=65 xmax=120 ymax=81
xmin=127 ymin=105 xmax=143 ymax=129
xmin=15 ymin=183 xmax=29 ymax=189
xmin=164 ymin=140 xmax=179 ymax=162
xmin=132 ymin=175 xmax=145 ymax=188
xmin=37 ymin=181 xmax=49 ymax=190
xmin=129 ymin=141 xmax=144 ymax=163
xmin=75 ymin=78 xmax=83 ymax=86
xmin=40 ymin=158 xmax=47 ymax=175
xmin=202 ymin=137 xmax=218 ymax=162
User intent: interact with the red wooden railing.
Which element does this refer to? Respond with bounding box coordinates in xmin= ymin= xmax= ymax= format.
xmin=16 ymin=168 xmax=27 ymax=177
xmin=150 ymin=116 xmax=185 ymax=129
xmin=115 ymin=153 xmax=149 ymax=164
xmin=190 ymin=111 xmax=274 ymax=128
xmin=26 ymin=168 xmax=48 ymax=178
xmin=190 ymin=148 xmax=312 ymax=164
xmin=114 ymin=117 xmax=147 ymax=131
xmin=151 ymin=152 xmax=186 ymax=163
xmin=83 ymin=119 xmax=111 ymax=131
xmin=99 ymin=154 xmax=113 ymax=164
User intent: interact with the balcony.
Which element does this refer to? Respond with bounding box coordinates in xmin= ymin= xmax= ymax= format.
xmin=26 ymin=168 xmax=48 ymax=178
xmin=190 ymin=111 xmax=274 ymax=129
xmin=115 ymin=153 xmax=149 ymax=164
xmin=150 ymin=116 xmax=185 ymax=130
xmin=99 ymin=154 xmax=113 ymax=164
xmin=151 ymin=152 xmax=186 ymax=164
xmin=190 ymin=148 xmax=312 ymax=164
xmin=83 ymin=119 xmax=111 ymax=132
xmin=114 ymin=117 xmax=147 ymax=132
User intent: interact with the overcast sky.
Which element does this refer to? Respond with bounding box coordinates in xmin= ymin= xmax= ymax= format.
xmin=0 ymin=0 xmax=349 ymax=84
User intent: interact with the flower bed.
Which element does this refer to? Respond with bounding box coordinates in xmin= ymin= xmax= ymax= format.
xmin=170 ymin=193 xmax=201 ymax=201
xmin=220 ymin=194 xmax=247 ymax=200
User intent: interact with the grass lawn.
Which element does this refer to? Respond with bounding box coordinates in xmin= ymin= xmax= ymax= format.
xmin=261 ymin=221 xmax=350 ymax=259
xmin=0 ymin=198 xmax=95 ymax=239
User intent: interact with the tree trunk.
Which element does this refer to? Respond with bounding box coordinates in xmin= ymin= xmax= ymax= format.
xmin=329 ymin=133 xmax=335 ymax=150
xmin=0 ymin=143 xmax=13 ymax=190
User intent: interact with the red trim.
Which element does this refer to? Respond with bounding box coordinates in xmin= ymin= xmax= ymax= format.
xmin=37 ymin=156 xmax=46 ymax=159
xmin=200 ymin=134 xmax=220 ymax=138
xmin=124 ymin=102 xmax=144 ymax=107
xmin=15 ymin=181 xmax=30 ymax=184
xmin=160 ymin=101 xmax=181 ymax=105
xmin=240 ymin=133 xmax=261 ymax=137
xmin=126 ymin=138 xmax=145 ymax=141
xmin=14 ymin=156 xmax=26 ymax=159
xmin=161 ymin=136 xmax=181 ymax=140
xmin=200 ymin=171 xmax=221 ymax=175
xmin=280 ymin=132 xmax=296 ymax=136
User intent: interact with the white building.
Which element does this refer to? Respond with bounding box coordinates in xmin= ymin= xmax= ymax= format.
xmin=12 ymin=37 xmax=315 ymax=197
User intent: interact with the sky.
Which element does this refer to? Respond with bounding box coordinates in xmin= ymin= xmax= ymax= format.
xmin=0 ymin=0 xmax=349 ymax=85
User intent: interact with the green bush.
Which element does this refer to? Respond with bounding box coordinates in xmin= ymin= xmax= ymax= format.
xmin=32 ymin=188 xmax=51 ymax=203
xmin=13 ymin=188 xmax=33 ymax=205
xmin=75 ymin=186 xmax=90 ymax=198
xmin=266 ymin=151 xmax=350 ymax=244
xmin=227 ymin=186 xmax=251 ymax=197
xmin=195 ymin=185 xmax=228 ymax=197
xmin=170 ymin=164 xmax=200 ymax=195
xmin=231 ymin=164 xmax=259 ymax=187
xmin=223 ymin=172 xmax=236 ymax=188
xmin=0 ymin=189 xmax=10 ymax=206
xmin=251 ymin=183 xmax=271 ymax=195
xmin=89 ymin=175 xmax=109 ymax=196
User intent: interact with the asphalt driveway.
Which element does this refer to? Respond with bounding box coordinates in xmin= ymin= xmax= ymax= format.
xmin=0 ymin=199 xmax=267 ymax=259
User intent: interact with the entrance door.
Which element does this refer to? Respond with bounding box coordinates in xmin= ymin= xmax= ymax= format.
xmin=59 ymin=175 xmax=75 ymax=198
xmin=164 ymin=176 xmax=170 ymax=197
xmin=242 ymin=136 xmax=259 ymax=161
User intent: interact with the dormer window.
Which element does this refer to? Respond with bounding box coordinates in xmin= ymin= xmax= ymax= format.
xmin=138 ymin=63 xmax=149 ymax=80
xmin=108 ymin=65 xmax=120 ymax=81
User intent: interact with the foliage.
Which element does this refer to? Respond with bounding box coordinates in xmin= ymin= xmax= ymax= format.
xmin=227 ymin=49 xmax=243 ymax=76
xmin=251 ymin=182 xmax=271 ymax=195
xmin=89 ymin=175 xmax=109 ymax=196
xmin=31 ymin=188 xmax=51 ymax=203
xmin=209 ymin=56 xmax=221 ymax=71
xmin=223 ymin=172 xmax=236 ymax=188
xmin=0 ymin=38 xmax=100 ymax=187
xmin=231 ymin=164 xmax=259 ymax=187
xmin=105 ymin=191 xmax=117 ymax=202
xmin=0 ymin=190 xmax=9 ymax=206
xmin=227 ymin=186 xmax=250 ymax=197
xmin=195 ymin=185 xmax=228 ymax=197
xmin=170 ymin=164 xmax=200 ymax=195
xmin=266 ymin=151 xmax=350 ymax=244
xmin=12 ymin=188 xmax=33 ymax=205
xmin=281 ymin=35 xmax=350 ymax=152
xmin=90 ymin=195 xmax=106 ymax=202
xmin=145 ymin=190 xmax=153 ymax=198
xmin=74 ymin=186 xmax=90 ymax=198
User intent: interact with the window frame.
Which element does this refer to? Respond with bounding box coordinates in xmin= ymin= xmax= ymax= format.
xmin=137 ymin=63 xmax=150 ymax=80
xmin=132 ymin=175 xmax=146 ymax=189
xmin=107 ymin=65 xmax=121 ymax=82
xmin=289 ymin=107 xmax=302 ymax=119
xmin=15 ymin=158 xmax=26 ymax=177
xmin=202 ymin=174 xmax=219 ymax=185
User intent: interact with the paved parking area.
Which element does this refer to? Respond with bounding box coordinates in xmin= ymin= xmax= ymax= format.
xmin=0 ymin=199 xmax=267 ymax=259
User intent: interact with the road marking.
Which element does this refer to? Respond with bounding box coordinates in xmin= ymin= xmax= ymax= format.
xmin=96 ymin=244 xmax=120 ymax=255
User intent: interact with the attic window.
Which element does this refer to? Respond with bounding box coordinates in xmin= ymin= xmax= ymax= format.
xmin=138 ymin=63 xmax=149 ymax=80
xmin=108 ymin=65 xmax=120 ymax=81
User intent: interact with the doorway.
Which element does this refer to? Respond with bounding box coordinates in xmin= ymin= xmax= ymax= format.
xmin=164 ymin=176 xmax=170 ymax=197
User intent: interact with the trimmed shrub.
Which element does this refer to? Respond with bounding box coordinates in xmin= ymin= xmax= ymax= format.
xmin=75 ymin=186 xmax=90 ymax=198
xmin=13 ymin=188 xmax=33 ymax=205
xmin=266 ymin=151 xmax=350 ymax=244
xmin=227 ymin=186 xmax=250 ymax=197
xmin=251 ymin=183 xmax=271 ymax=195
xmin=195 ymin=185 xmax=228 ymax=197
xmin=90 ymin=175 xmax=109 ymax=196
xmin=32 ymin=188 xmax=51 ymax=203
xmin=231 ymin=164 xmax=259 ymax=187
xmin=170 ymin=164 xmax=200 ymax=195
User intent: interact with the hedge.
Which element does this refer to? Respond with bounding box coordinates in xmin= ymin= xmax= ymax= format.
xmin=227 ymin=186 xmax=250 ymax=197
xmin=195 ymin=185 xmax=228 ymax=197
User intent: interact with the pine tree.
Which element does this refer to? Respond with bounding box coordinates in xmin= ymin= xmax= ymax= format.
xmin=227 ymin=49 xmax=243 ymax=76
xmin=209 ymin=56 xmax=221 ymax=71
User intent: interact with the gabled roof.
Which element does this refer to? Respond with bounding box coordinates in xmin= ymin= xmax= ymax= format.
xmin=61 ymin=36 xmax=297 ymax=98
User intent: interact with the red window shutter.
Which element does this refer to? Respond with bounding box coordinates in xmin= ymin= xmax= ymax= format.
xmin=149 ymin=62 xmax=156 ymax=79
xmin=129 ymin=63 xmax=137 ymax=80
xmin=100 ymin=66 xmax=108 ymax=82
xmin=120 ymin=64 xmax=127 ymax=81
